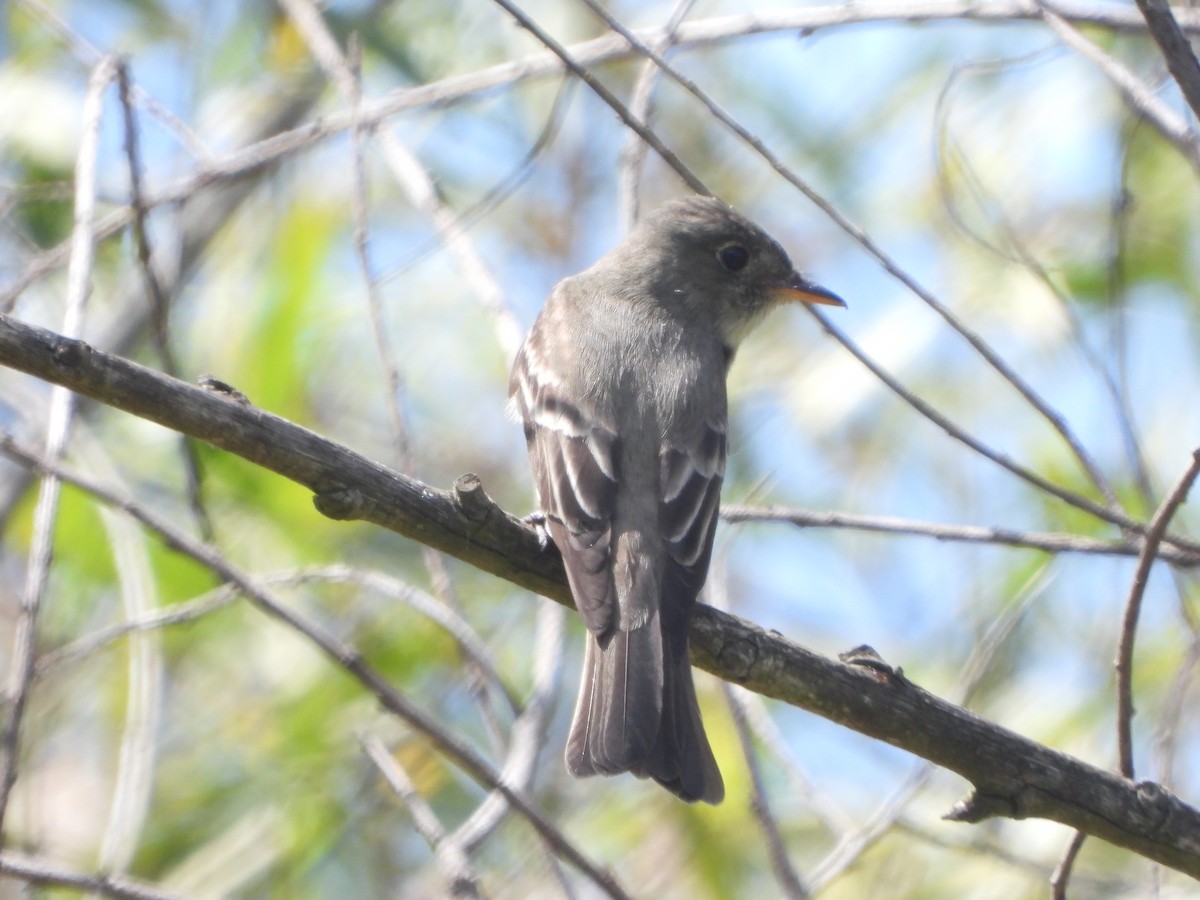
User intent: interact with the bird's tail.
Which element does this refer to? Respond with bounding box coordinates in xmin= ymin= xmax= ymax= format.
xmin=565 ymin=616 xmax=724 ymax=804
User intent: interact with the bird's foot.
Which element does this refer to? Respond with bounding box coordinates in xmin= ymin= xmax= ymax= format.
xmin=523 ymin=511 xmax=552 ymax=550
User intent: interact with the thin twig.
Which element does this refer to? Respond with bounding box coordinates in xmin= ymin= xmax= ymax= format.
xmin=735 ymin=690 xmax=858 ymax=836
xmin=37 ymin=564 xmax=518 ymax=711
xmin=706 ymin=533 xmax=858 ymax=839
xmin=35 ymin=587 xmax=239 ymax=679
xmin=286 ymin=0 xmax=526 ymax=362
xmin=896 ymin=817 xmax=1125 ymax=890
xmin=0 ymin=849 xmax=184 ymax=900
xmin=362 ymin=732 xmax=481 ymax=898
xmin=450 ymin=602 xmax=564 ymax=852
xmin=1152 ymin=631 xmax=1200 ymax=794
xmin=344 ymin=37 xmax=411 ymax=468
xmin=115 ymin=59 xmax=213 ymax=542
xmin=116 ymin=61 xmax=176 ymax=377
xmin=707 ymin=560 xmax=807 ymax=897
xmin=934 ymin=54 xmax=1139 ymax=512
xmin=808 ymin=565 xmax=1050 ymax=891
xmin=1051 ymin=830 xmax=1088 ymax=899
xmin=372 ymin=78 xmax=573 ymax=290
xmin=488 ymin=0 xmax=709 ymax=197
xmin=726 ymin=684 xmax=808 ymax=898
xmin=12 ymin=0 xmax=211 ymax=162
xmin=808 ymin=765 xmax=936 ymax=892
xmin=1107 ymin=117 xmax=1156 ymax=507
xmin=721 ymin=504 xmax=1200 ymax=566
xmin=807 ymin=307 xmax=1200 ymax=554
xmin=618 ymin=0 xmax=698 ymax=230
xmin=341 ymin=568 xmax=521 ymax=712
xmin=76 ymin=430 xmax=165 ymax=883
xmin=1115 ymin=448 xmax=1200 ymax=778
xmin=1041 ymin=2 xmax=1200 ymax=173
xmin=0 ymin=54 xmax=119 ymax=833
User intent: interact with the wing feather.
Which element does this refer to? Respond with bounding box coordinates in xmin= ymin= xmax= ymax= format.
xmin=659 ymin=417 xmax=726 ymax=573
xmin=510 ymin=333 xmax=619 ymax=637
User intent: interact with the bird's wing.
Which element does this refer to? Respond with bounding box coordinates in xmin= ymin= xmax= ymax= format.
xmin=509 ymin=331 xmax=619 ymax=638
xmin=658 ymin=414 xmax=727 ymax=599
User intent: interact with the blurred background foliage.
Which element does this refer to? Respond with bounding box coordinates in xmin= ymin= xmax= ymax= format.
xmin=1 ymin=0 xmax=1199 ymax=897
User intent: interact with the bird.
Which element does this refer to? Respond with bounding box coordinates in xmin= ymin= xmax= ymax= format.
xmin=508 ymin=195 xmax=844 ymax=803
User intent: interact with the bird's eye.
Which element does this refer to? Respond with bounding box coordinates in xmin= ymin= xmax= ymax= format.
xmin=717 ymin=244 xmax=750 ymax=272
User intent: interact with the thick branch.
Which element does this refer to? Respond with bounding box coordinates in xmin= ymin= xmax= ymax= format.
xmin=1 ymin=312 xmax=1199 ymax=876
xmin=1134 ymin=0 xmax=1200 ymax=120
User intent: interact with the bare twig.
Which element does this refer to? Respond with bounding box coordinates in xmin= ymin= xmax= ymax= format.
xmin=1051 ymin=830 xmax=1088 ymax=899
xmin=720 ymin=503 xmax=1200 ymax=566
xmin=342 ymin=568 xmax=521 ymax=712
xmin=116 ymin=62 xmax=173 ymax=374
xmin=809 ymin=766 xmax=936 ymax=892
xmin=1107 ymin=117 xmax=1156 ymax=506
xmin=1153 ymin=633 xmax=1200 ymax=787
xmin=707 ymin=561 xmax=808 ymax=897
xmin=1116 ymin=448 xmax=1200 ymax=778
xmin=726 ymin=684 xmax=808 ymax=898
xmin=0 ymin=54 xmax=119 ymax=833
xmin=362 ymin=733 xmax=481 ymax=898
xmin=36 ymin=587 xmax=239 ymax=679
xmin=372 ymin=79 xmax=573 ymax=290
xmin=12 ymin=0 xmax=210 ymax=162
xmin=38 ymin=565 xmax=518 ymax=711
xmin=618 ymin=0 xmax=699 ymax=230
xmin=1133 ymin=0 xmax=1200 ymax=120
xmin=284 ymin=0 xmax=525 ymax=361
xmin=115 ymin=59 xmax=213 ymax=542
xmin=450 ymin=602 xmax=564 ymax=852
xmin=934 ymin=54 xmax=1144 ymax=512
xmin=809 ymin=565 xmax=1048 ymax=890
xmin=734 ymin=690 xmax=857 ymax=837
xmin=807 ymin=307 xmax=1200 ymax=554
xmin=895 ymin=817 xmax=1123 ymax=887
xmin=76 ymin=431 xmax=165 ymax=883
xmin=1041 ymin=2 xmax=1200 ymax=173
xmin=488 ymin=0 xmax=709 ymax=197
xmin=0 ymin=849 xmax=184 ymax=900
xmin=344 ymin=38 xmax=411 ymax=468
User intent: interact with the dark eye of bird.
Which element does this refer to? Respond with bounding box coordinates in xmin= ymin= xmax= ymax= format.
xmin=717 ymin=244 xmax=750 ymax=272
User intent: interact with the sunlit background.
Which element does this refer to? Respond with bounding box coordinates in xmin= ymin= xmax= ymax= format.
xmin=2 ymin=0 xmax=1199 ymax=896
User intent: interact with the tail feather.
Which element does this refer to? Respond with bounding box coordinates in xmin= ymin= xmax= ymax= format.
xmin=566 ymin=626 xmax=661 ymax=776
xmin=646 ymin=625 xmax=723 ymax=803
xmin=565 ymin=618 xmax=723 ymax=804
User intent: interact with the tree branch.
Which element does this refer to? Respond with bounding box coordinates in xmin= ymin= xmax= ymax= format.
xmin=1 ymin=312 xmax=1199 ymax=877
xmin=722 ymin=504 xmax=1200 ymax=566
xmin=1134 ymin=0 xmax=1200 ymax=120
xmin=0 ymin=848 xmax=184 ymax=900
xmin=1041 ymin=3 xmax=1200 ymax=173
xmin=1116 ymin=449 xmax=1200 ymax=777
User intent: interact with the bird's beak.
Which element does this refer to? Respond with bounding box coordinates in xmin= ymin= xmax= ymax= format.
xmin=772 ymin=271 xmax=846 ymax=308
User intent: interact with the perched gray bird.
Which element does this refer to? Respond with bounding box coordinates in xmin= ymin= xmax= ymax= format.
xmin=509 ymin=196 xmax=843 ymax=804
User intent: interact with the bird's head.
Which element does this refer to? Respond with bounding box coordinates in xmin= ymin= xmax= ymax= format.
xmin=633 ymin=195 xmax=844 ymax=350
